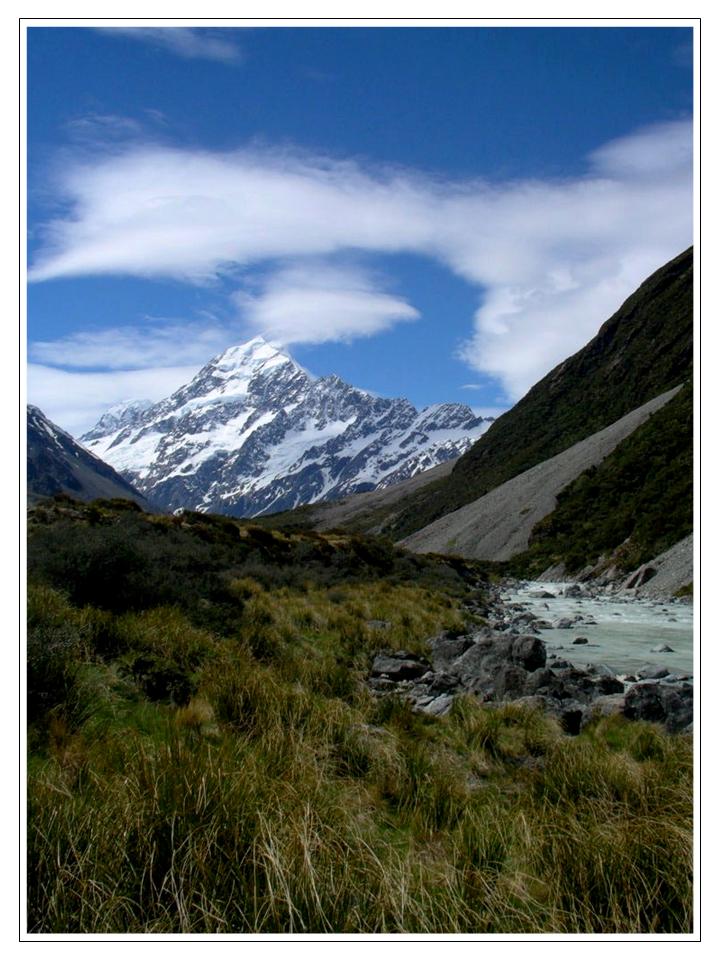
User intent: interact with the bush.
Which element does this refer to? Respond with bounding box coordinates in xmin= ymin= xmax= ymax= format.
xmin=27 ymin=620 xmax=83 ymax=724
xmin=125 ymin=653 xmax=196 ymax=706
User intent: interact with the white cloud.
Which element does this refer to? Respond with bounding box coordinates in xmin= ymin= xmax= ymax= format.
xmin=30 ymin=319 xmax=239 ymax=370
xmin=27 ymin=363 xmax=200 ymax=436
xmin=97 ymin=27 xmax=241 ymax=64
xmin=28 ymin=120 xmax=692 ymax=402
xmin=235 ymin=262 xmax=419 ymax=345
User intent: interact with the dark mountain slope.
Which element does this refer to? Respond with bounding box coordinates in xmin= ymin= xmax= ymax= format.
xmin=27 ymin=405 xmax=150 ymax=507
xmin=381 ymin=248 xmax=693 ymax=541
xmin=508 ymin=380 xmax=693 ymax=577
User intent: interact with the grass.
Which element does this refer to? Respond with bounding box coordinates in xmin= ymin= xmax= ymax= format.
xmin=26 ymin=498 xmax=693 ymax=934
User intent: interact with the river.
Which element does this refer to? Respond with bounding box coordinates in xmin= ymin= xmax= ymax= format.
xmin=505 ymin=581 xmax=694 ymax=678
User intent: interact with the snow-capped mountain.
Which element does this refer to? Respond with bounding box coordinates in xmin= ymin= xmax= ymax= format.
xmin=81 ymin=337 xmax=491 ymax=517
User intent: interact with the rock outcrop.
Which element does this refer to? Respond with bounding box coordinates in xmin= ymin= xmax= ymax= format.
xmin=367 ymin=584 xmax=693 ymax=735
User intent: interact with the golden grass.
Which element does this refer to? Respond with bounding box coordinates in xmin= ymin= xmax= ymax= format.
xmin=27 ymin=577 xmax=693 ymax=934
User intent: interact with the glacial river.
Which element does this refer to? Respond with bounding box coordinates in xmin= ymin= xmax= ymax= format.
xmin=505 ymin=582 xmax=694 ymax=678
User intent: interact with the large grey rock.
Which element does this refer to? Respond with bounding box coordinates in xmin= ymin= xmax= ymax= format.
xmin=591 ymin=675 xmax=625 ymax=695
xmin=451 ymin=634 xmax=546 ymax=686
xmin=370 ymin=651 xmax=430 ymax=681
xmin=622 ymin=565 xmax=657 ymax=590
xmin=586 ymin=662 xmax=617 ymax=678
xmin=582 ymin=694 xmax=627 ymax=727
xmin=623 ymin=681 xmax=693 ymax=732
xmin=527 ymin=665 xmax=596 ymax=704
xmin=422 ymin=694 xmax=455 ymax=716
xmin=428 ymin=632 xmax=476 ymax=670
xmin=428 ymin=672 xmax=461 ymax=694
xmin=637 ymin=664 xmax=671 ymax=680
xmin=509 ymin=635 xmax=547 ymax=671
xmin=494 ymin=664 xmax=531 ymax=700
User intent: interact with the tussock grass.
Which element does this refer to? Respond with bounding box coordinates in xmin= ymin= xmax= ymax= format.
xmin=27 ymin=501 xmax=693 ymax=933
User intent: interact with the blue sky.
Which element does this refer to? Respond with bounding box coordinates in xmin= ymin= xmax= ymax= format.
xmin=26 ymin=24 xmax=694 ymax=434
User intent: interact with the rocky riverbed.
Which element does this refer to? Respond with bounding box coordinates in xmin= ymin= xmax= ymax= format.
xmin=367 ymin=579 xmax=693 ymax=735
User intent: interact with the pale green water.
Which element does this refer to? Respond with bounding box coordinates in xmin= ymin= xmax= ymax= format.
xmin=506 ymin=581 xmax=694 ymax=677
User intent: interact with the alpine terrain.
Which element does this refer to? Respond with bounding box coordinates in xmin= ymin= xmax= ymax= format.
xmin=81 ymin=337 xmax=491 ymax=517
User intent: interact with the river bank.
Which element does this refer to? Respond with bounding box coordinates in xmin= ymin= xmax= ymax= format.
xmin=502 ymin=580 xmax=693 ymax=677
xmin=366 ymin=575 xmax=694 ymax=734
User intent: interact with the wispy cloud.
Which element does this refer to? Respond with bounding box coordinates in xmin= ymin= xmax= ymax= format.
xmin=65 ymin=113 xmax=143 ymax=143
xmin=29 ymin=120 xmax=692 ymax=403
xmin=97 ymin=27 xmax=242 ymax=64
xmin=30 ymin=318 xmax=240 ymax=370
xmin=235 ymin=262 xmax=419 ymax=345
xmin=28 ymin=363 xmax=200 ymax=436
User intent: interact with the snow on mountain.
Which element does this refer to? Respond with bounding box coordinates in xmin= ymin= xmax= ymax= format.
xmin=82 ymin=399 xmax=154 ymax=442
xmin=81 ymin=336 xmax=491 ymax=517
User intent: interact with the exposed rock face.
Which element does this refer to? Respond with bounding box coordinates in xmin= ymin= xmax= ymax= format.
xmin=625 ymin=535 xmax=694 ymax=599
xmin=370 ymin=652 xmax=431 ymax=682
xmin=81 ymin=337 xmax=490 ymax=517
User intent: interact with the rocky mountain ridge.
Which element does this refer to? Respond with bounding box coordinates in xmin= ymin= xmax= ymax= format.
xmin=27 ymin=405 xmax=149 ymax=507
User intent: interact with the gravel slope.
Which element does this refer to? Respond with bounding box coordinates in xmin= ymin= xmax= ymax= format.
xmin=400 ymin=385 xmax=682 ymax=561
xmin=631 ymin=534 xmax=694 ymax=598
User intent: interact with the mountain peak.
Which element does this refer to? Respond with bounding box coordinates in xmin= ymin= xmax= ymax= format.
xmin=81 ymin=341 xmax=490 ymax=517
xmin=211 ymin=336 xmax=298 ymax=375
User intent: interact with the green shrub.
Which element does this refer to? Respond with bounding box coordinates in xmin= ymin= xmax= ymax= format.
xmin=27 ymin=620 xmax=83 ymax=724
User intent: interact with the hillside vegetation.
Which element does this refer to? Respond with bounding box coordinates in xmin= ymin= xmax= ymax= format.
xmin=374 ymin=248 xmax=693 ymax=542
xmin=506 ymin=382 xmax=693 ymax=578
xmin=27 ymin=497 xmax=692 ymax=933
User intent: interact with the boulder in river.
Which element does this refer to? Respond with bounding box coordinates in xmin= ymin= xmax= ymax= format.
xmin=637 ymin=664 xmax=671 ymax=680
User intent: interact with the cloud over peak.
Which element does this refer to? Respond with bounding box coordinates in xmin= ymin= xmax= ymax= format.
xmin=235 ymin=262 xmax=420 ymax=346
xmin=28 ymin=120 xmax=692 ymax=401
